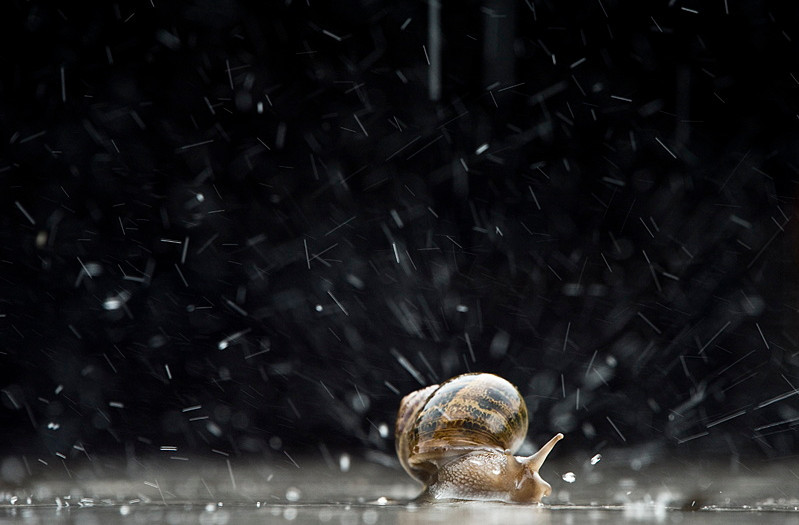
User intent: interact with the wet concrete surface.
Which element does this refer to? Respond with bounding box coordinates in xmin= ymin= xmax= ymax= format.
xmin=0 ymin=454 xmax=797 ymax=524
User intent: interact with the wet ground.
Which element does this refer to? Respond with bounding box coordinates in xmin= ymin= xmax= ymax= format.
xmin=1 ymin=453 xmax=797 ymax=524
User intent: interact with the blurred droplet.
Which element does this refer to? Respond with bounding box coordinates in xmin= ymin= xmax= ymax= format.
xmin=35 ymin=231 xmax=47 ymax=248
xmin=562 ymin=472 xmax=576 ymax=483
xmin=0 ymin=457 xmax=26 ymax=484
xmin=489 ymin=330 xmax=510 ymax=358
xmin=350 ymin=392 xmax=370 ymax=413
xmin=82 ymin=262 xmax=103 ymax=277
xmin=103 ymin=290 xmax=131 ymax=311
xmin=148 ymin=335 xmax=167 ymax=349
xmin=285 ymin=487 xmax=301 ymax=501
xmin=345 ymin=274 xmax=364 ymax=289
xmin=591 ymin=454 xmax=602 ymax=465
xmin=378 ymin=423 xmax=389 ymax=438
xmin=339 ymin=453 xmax=351 ymax=472
xmin=742 ymin=295 xmax=765 ymax=316
xmin=206 ymin=422 xmax=222 ymax=437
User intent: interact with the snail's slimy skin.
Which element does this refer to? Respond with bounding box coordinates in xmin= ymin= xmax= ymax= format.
xmin=395 ymin=373 xmax=563 ymax=504
xmin=426 ymin=449 xmax=553 ymax=503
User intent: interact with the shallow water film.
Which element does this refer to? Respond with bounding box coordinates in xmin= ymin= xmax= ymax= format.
xmin=2 ymin=458 xmax=799 ymax=524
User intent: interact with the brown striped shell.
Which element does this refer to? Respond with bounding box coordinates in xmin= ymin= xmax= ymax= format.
xmin=395 ymin=373 xmax=529 ymax=484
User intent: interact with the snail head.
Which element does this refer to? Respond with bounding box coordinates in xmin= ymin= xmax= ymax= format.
xmin=511 ymin=433 xmax=564 ymax=503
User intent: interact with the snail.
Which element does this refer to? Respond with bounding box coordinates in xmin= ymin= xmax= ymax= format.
xmin=395 ymin=372 xmax=563 ymax=504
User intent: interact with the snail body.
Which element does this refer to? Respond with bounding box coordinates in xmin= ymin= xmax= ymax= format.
xmin=395 ymin=373 xmax=563 ymax=504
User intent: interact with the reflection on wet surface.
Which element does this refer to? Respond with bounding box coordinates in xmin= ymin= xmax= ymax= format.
xmin=3 ymin=503 xmax=799 ymax=525
xmin=0 ymin=455 xmax=797 ymax=524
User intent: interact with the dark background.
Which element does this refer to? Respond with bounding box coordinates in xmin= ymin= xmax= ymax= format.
xmin=2 ymin=0 xmax=799 ymax=476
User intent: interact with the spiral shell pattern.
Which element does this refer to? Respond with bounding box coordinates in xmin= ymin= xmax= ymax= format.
xmin=396 ymin=373 xmax=529 ymax=483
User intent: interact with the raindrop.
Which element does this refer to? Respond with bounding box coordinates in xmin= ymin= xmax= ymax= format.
xmin=591 ymin=453 xmax=602 ymax=465
xmin=345 ymin=274 xmax=364 ymax=289
xmin=339 ymin=453 xmax=351 ymax=472
xmin=562 ymin=472 xmax=576 ymax=483
xmin=82 ymin=262 xmax=103 ymax=277
xmin=456 ymin=305 xmax=469 ymax=312
xmin=206 ymin=422 xmax=222 ymax=437
xmin=350 ymin=392 xmax=370 ymax=412
xmin=285 ymin=487 xmax=302 ymax=502
xmin=36 ymin=231 xmax=47 ymax=248
xmin=103 ymin=290 xmax=131 ymax=311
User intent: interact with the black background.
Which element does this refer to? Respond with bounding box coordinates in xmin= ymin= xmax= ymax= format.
xmin=2 ymin=0 xmax=799 ymax=471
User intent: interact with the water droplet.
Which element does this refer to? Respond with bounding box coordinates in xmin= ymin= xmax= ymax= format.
xmin=315 ymin=304 xmax=323 ymax=312
xmin=591 ymin=453 xmax=602 ymax=465
xmin=285 ymin=487 xmax=302 ymax=502
xmin=339 ymin=453 xmax=351 ymax=472
xmin=103 ymin=290 xmax=130 ymax=311
xmin=205 ymin=421 xmax=222 ymax=437
xmin=456 ymin=305 xmax=469 ymax=312
xmin=562 ymin=472 xmax=576 ymax=483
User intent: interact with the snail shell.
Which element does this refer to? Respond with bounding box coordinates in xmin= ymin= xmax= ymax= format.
xmin=395 ymin=373 xmax=563 ymax=503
